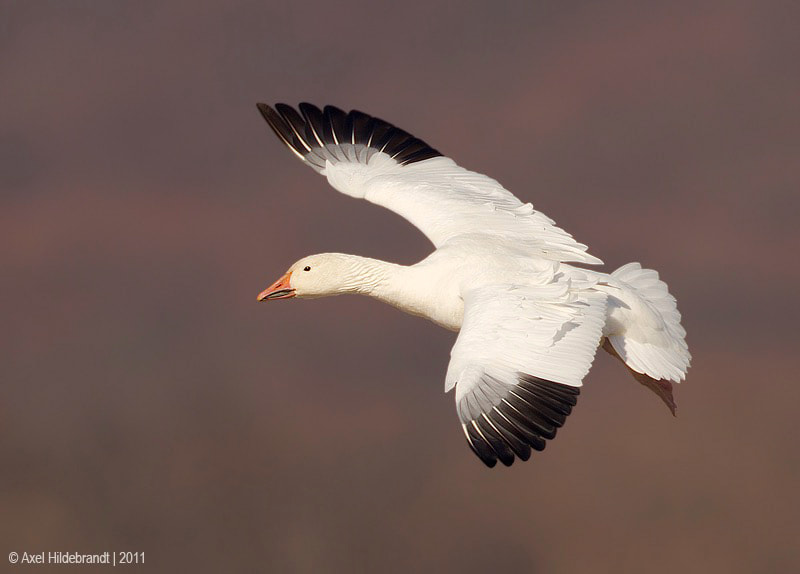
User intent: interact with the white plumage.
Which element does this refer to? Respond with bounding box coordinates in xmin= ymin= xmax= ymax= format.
xmin=326 ymin=155 xmax=602 ymax=265
xmin=256 ymin=103 xmax=691 ymax=467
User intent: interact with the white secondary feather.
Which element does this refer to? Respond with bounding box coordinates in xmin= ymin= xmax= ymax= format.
xmin=448 ymin=282 xmax=608 ymax=390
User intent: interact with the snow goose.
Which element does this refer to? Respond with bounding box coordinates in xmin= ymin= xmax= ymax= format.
xmin=256 ymin=103 xmax=691 ymax=467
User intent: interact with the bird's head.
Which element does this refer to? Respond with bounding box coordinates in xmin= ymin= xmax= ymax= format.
xmin=257 ymin=253 xmax=362 ymax=301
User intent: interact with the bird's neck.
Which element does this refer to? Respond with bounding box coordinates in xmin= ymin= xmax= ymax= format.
xmin=345 ymin=255 xmax=430 ymax=311
xmin=341 ymin=255 xmax=407 ymax=300
xmin=338 ymin=254 xmax=462 ymax=331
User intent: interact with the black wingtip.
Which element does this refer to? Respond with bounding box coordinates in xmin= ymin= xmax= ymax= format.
xmin=256 ymin=103 xmax=307 ymax=160
xmin=256 ymin=102 xmax=275 ymax=123
xmin=459 ymin=373 xmax=581 ymax=468
xmin=256 ymin=103 xmax=442 ymax=167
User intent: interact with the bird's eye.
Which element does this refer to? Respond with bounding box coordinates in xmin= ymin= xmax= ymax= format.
xmin=303 ymin=266 xmax=311 ymax=271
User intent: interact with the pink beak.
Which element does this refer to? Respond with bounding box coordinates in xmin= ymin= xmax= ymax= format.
xmin=257 ymin=271 xmax=296 ymax=301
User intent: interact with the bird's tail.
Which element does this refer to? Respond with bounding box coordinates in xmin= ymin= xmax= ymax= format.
xmin=601 ymin=263 xmax=691 ymax=414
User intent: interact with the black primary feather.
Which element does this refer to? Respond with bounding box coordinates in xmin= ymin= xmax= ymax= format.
xmin=458 ymin=374 xmax=581 ymax=468
xmin=257 ymin=102 xmax=442 ymax=171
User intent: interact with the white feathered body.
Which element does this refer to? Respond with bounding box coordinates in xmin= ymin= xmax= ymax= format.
xmin=363 ymin=242 xmax=690 ymax=385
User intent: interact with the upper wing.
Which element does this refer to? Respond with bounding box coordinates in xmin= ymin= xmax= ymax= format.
xmin=445 ymin=281 xmax=608 ymax=467
xmin=258 ymin=103 xmax=602 ymax=265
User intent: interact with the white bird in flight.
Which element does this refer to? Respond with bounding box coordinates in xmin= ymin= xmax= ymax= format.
xmin=256 ymin=103 xmax=690 ymax=467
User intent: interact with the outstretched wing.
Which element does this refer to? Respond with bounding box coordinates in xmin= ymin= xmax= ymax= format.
xmin=258 ymin=103 xmax=601 ymax=265
xmin=445 ymin=282 xmax=608 ymax=467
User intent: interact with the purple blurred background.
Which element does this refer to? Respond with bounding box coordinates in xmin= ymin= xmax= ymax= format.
xmin=2 ymin=1 xmax=799 ymax=572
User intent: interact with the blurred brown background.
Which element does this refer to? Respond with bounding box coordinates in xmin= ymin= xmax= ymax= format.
xmin=2 ymin=1 xmax=798 ymax=572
